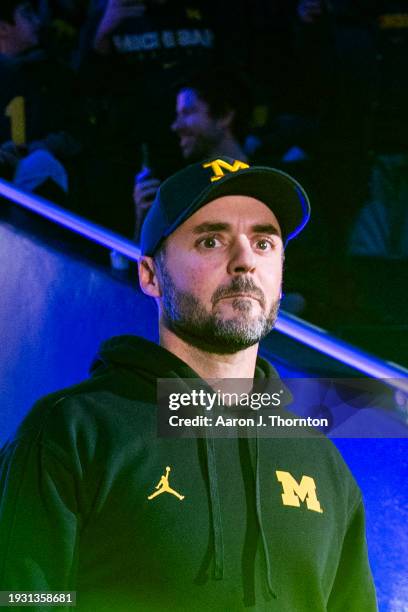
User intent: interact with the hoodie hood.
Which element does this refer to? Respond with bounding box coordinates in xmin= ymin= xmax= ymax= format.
xmin=91 ymin=334 xmax=292 ymax=401
xmin=90 ymin=335 xmax=196 ymax=380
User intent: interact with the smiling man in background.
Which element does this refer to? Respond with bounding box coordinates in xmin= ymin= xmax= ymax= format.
xmin=133 ymin=69 xmax=251 ymax=238
xmin=171 ymin=69 xmax=251 ymax=164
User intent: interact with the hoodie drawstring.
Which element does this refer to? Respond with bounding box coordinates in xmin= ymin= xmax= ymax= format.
xmin=205 ymin=434 xmax=224 ymax=580
xmin=205 ymin=431 xmax=277 ymax=598
xmin=255 ymin=434 xmax=277 ymax=600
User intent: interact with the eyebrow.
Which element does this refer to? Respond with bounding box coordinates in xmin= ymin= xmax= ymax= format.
xmin=192 ymin=222 xmax=281 ymax=237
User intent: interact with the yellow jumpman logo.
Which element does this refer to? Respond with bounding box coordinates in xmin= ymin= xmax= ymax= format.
xmin=147 ymin=466 xmax=185 ymax=501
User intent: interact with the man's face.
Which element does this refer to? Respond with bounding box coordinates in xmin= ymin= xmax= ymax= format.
xmin=171 ymin=88 xmax=225 ymax=162
xmin=11 ymin=3 xmax=39 ymax=52
xmin=154 ymin=195 xmax=283 ymax=354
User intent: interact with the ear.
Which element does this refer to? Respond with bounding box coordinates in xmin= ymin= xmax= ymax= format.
xmin=138 ymin=256 xmax=162 ymax=298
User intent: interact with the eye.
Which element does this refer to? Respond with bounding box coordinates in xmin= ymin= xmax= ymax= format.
xmin=197 ymin=235 xmax=222 ymax=249
xmin=255 ymin=238 xmax=274 ymax=251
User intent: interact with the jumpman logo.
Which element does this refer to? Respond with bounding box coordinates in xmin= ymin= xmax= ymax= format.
xmin=147 ymin=466 xmax=185 ymax=501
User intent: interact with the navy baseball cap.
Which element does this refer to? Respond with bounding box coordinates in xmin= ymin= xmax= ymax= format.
xmin=140 ymin=157 xmax=311 ymax=256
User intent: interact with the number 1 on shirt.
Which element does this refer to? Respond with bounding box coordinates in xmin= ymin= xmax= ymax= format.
xmin=5 ymin=96 xmax=26 ymax=146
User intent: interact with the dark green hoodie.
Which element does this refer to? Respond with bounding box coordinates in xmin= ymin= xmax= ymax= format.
xmin=0 ymin=336 xmax=377 ymax=611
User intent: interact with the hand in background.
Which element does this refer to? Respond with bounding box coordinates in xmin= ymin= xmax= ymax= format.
xmin=94 ymin=0 xmax=146 ymax=54
xmin=133 ymin=166 xmax=161 ymax=241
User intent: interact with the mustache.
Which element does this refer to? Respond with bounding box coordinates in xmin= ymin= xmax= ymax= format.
xmin=212 ymin=277 xmax=266 ymax=309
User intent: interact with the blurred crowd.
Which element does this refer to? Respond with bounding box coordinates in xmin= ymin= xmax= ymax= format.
xmin=1 ymin=0 xmax=408 ymax=338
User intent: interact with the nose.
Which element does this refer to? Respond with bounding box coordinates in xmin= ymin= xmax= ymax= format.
xmin=227 ymin=235 xmax=256 ymax=275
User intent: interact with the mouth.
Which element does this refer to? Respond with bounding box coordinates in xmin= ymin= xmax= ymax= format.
xmin=218 ymin=294 xmax=261 ymax=304
xmin=179 ymin=134 xmax=194 ymax=147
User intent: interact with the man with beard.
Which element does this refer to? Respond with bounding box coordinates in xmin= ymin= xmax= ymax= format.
xmin=170 ymin=70 xmax=251 ymax=165
xmin=0 ymin=158 xmax=377 ymax=611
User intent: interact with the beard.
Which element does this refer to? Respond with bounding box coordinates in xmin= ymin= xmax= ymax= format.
xmin=158 ymin=261 xmax=280 ymax=355
xmin=179 ymin=130 xmax=222 ymax=163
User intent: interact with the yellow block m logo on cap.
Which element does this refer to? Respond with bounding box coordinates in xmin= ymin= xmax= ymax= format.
xmin=276 ymin=470 xmax=323 ymax=513
xmin=202 ymin=159 xmax=250 ymax=182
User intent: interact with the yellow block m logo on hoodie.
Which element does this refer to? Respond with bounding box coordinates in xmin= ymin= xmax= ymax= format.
xmin=276 ymin=470 xmax=323 ymax=513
